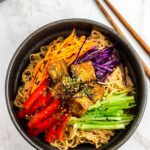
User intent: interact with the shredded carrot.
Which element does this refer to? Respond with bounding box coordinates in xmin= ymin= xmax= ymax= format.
xmin=25 ymin=60 xmax=44 ymax=98
xmin=60 ymin=29 xmax=75 ymax=48
xmin=33 ymin=60 xmax=44 ymax=76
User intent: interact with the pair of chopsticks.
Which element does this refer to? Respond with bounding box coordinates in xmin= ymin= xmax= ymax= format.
xmin=95 ymin=0 xmax=150 ymax=79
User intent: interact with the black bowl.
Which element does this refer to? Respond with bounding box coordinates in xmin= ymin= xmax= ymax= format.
xmin=5 ymin=19 xmax=147 ymax=150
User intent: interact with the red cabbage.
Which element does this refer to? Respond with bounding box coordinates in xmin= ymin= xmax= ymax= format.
xmin=77 ymin=46 xmax=120 ymax=81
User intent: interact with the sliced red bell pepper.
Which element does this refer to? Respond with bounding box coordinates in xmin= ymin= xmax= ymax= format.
xmin=23 ymin=85 xmax=47 ymax=110
xmin=28 ymin=127 xmax=44 ymax=137
xmin=27 ymin=99 xmax=60 ymax=128
xmin=28 ymin=117 xmax=56 ymax=136
xmin=45 ymin=125 xmax=56 ymax=143
xmin=17 ymin=109 xmax=29 ymax=119
xmin=55 ymin=113 xmax=69 ymax=141
xmin=29 ymin=111 xmax=62 ymax=137
xmin=23 ymin=79 xmax=49 ymax=110
xmin=18 ymin=93 xmax=51 ymax=119
xmin=30 ymin=92 xmax=51 ymax=112
xmin=45 ymin=110 xmax=69 ymax=142
xmin=35 ymin=115 xmax=57 ymax=129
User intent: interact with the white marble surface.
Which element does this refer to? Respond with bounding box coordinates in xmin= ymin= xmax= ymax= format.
xmin=0 ymin=0 xmax=150 ymax=150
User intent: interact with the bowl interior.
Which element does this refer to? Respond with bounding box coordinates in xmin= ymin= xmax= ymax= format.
xmin=5 ymin=19 xmax=147 ymax=150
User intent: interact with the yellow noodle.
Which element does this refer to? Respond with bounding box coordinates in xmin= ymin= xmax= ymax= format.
xmin=98 ymin=65 xmax=134 ymax=95
xmin=51 ymin=126 xmax=114 ymax=150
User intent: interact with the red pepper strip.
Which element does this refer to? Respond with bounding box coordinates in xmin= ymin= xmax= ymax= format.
xmin=35 ymin=117 xmax=55 ymax=129
xmin=28 ymin=127 xmax=44 ymax=137
xmin=18 ymin=95 xmax=46 ymax=119
xmin=43 ymin=92 xmax=51 ymax=106
xmin=45 ymin=110 xmax=69 ymax=142
xmin=17 ymin=109 xmax=28 ymax=119
xmin=17 ymin=109 xmax=29 ymax=119
xmin=23 ymin=85 xmax=48 ymax=110
xmin=30 ymin=92 xmax=51 ymax=113
xmin=32 ymin=112 xmax=61 ymax=138
xmin=18 ymin=96 xmax=44 ymax=119
xmin=55 ymin=113 xmax=70 ymax=141
xmin=28 ymin=117 xmax=56 ymax=136
xmin=45 ymin=125 xmax=56 ymax=143
xmin=27 ymin=99 xmax=60 ymax=128
xmin=18 ymin=93 xmax=51 ymax=119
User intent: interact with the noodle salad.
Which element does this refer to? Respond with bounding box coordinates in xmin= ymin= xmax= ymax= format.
xmin=15 ymin=30 xmax=135 ymax=150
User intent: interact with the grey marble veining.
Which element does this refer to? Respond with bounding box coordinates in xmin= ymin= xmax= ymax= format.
xmin=0 ymin=0 xmax=150 ymax=150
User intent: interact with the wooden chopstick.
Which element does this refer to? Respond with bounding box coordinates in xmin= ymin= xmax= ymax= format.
xmin=95 ymin=0 xmax=124 ymax=36
xmin=104 ymin=0 xmax=150 ymax=55
xmin=95 ymin=0 xmax=150 ymax=78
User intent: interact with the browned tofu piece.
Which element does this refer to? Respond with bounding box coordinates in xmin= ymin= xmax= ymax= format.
xmin=47 ymin=60 xmax=68 ymax=83
xmin=71 ymin=61 xmax=96 ymax=83
xmin=69 ymin=92 xmax=93 ymax=117
xmin=85 ymin=82 xmax=104 ymax=102
xmin=51 ymin=82 xmax=71 ymax=100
